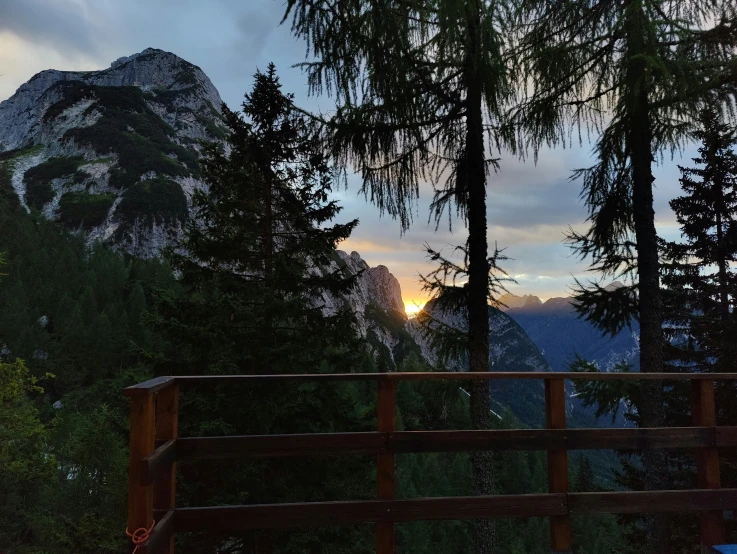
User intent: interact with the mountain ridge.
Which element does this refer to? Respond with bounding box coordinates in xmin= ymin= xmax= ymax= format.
xmin=0 ymin=48 xmax=227 ymax=257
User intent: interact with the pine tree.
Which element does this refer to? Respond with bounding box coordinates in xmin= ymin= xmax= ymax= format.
xmin=283 ymin=2 xmax=516 ymax=550
xmin=659 ymin=110 xmax=737 ymax=547
xmin=149 ymin=65 xmax=376 ymax=553
xmin=514 ymin=2 xmax=737 ymax=549
xmin=160 ymin=63 xmax=359 ymax=376
xmin=662 ymin=108 xmax=737 ymax=373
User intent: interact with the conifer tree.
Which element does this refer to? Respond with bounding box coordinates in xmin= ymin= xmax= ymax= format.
xmin=283 ymin=3 xmax=515 ymax=550
xmin=149 ymin=65 xmax=375 ymax=553
xmin=514 ymin=2 xmax=736 ymax=549
xmin=662 ymin=108 xmax=737 ymax=373
xmin=159 ymin=63 xmax=360 ymax=376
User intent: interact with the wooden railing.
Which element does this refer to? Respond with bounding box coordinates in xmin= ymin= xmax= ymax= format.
xmin=123 ymin=372 xmax=737 ymax=554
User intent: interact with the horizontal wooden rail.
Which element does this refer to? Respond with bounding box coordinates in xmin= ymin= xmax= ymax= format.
xmin=139 ymin=510 xmax=175 ymax=554
xmin=141 ymin=427 xmax=737 ymax=481
xmin=142 ymin=439 xmax=176 ymax=486
xmin=175 ymin=432 xmax=386 ymax=461
xmin=392 ymin=427 xmax=737 ymax=453
xmin=165 ymin=494 xmax=568 ymax=532
xmin=154 ymin=488 xmax=737 ymax=534
xmin=123 ymin=376 xmax=177 ymax=397
xmin=123 ymin=371 xmax=737 ymax=395
xmin=569 ymin=489 xmax=737 ymax=514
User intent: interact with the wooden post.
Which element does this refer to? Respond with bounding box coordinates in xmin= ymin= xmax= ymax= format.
xmin=376 ymin=378 xmax=396 ymax=554
xmin=127 ymin=393 xmax=156 ymax=553
xmin=545 ymin=378 xmax=571 ymax=553
xmin=154 ymin=384 xmax=179 ymax=554
xmin=691 ymin=379 xmax=725 ymax=553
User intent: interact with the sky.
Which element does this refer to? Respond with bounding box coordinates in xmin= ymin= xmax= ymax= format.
xmin=0 ymin=0 xmax=695 ymax=313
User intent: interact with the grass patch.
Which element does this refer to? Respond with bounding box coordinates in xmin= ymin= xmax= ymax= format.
xmin=0 ymin=144 xmax=44 ymax=162
xmin=118 ymin=177 xmax=187 ymax=228
xmin=24 ymin=156 xmax=83 ymax=183
xmin=59 ymin=192 xmax=115 ymax=230
xmin=24 ymin=156 xmax=83 ymax=209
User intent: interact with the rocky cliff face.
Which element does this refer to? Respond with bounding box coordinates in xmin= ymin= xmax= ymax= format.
xmin=0 ymin=48 xmax=223 ymax=151
xmin=0 ymin=48 xmax=225 ymax=256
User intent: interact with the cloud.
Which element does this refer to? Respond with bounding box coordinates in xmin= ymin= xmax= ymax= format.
xmin=0 ymin=0 xmax=703 ymax=305
xmin=0 ymin=0 xmax=102 ymax=56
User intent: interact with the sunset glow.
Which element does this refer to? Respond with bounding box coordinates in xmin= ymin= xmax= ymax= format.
xmin=404 ymin=301 xmax=424 ymax=317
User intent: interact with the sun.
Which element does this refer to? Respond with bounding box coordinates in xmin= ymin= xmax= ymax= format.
xmin=404 ymin=301 xmax=424 ymax=317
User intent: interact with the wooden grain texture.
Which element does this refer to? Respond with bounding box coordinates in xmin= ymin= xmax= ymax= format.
xmin=176 ymin=432 xmax=386 ymax=460
xmin=127 ymin=394 xmax=156 ymax=553
xmin=545 ymin=378 xmax=571 ymax=552
xmin=169 ymin=494 xmax=569 ymax=532
xmin=376 ymin=379 xmax=396 ymax=554
xmin=692 ymin=380 xmax=726 ymax=550
xmin=154 ymin=488 xmax=737 ymax=536
xmin=390 ymin=427 xmax=736 ymax=453
xmin=569 ymin=489 xmax=737 ymax=514
xmin=153 ymin=384 xmax=178 ymax=554
xmin=139 ymin=510 xmax=175 ymax=554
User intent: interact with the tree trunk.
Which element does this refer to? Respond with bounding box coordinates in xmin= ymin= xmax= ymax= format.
xmin=465 ymin=2 xmax=495 ymax=553
xmin=626 ymin=4 xmax=670 ymax=552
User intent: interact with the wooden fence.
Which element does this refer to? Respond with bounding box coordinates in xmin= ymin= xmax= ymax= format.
xmin=123 ymin=372 xmax=737 ymax=554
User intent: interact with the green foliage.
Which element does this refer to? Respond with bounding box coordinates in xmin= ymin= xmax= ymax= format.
xmin=43 ymin=81 xmax=97 ymax=121
xmin=59 ymin=192 xmax=115 ymax=230
xmin=148 ymin=66 xmax=371 ymax=553
xmin=23 ymin=156 xmax=83 ymax=209
xmin=0 ymin=359 xmax=55 ymax=551
xmin=0 ymin=160 xmax=20 ymax=211
xmin=118 ymin=177 xmax=188 ymax=228
xmin=661 ymin=108 xmax=737 ymax=373
xmin=0 ymin=203 xmax=177 ymax=552
xmin=63 ymin=85 xmax=199 ymax=189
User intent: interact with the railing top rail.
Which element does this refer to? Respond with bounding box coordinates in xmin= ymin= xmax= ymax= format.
xmin=123 ymin=371 xmax=737 ymax=396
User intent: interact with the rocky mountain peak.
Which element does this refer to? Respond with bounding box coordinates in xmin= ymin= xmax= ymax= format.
xmin=1 ymin=47 xmax=223 ymax=152
xmin=498 ymin=292 xmax=543 ymax=310
xmin=0 ymin=48 xmax=228 ymax=257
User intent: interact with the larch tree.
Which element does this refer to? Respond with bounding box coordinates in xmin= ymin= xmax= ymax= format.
xmin=514 ymin=1 xmax=736 ymax=550
xmin=283 ymin=2 xmax=516 ymax=552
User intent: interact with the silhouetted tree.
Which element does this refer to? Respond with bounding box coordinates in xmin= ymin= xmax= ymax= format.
xmin=283 ymin=3 xmax=517 ymax=550
xmin=514 ymin=2 xmax=737 ymax=549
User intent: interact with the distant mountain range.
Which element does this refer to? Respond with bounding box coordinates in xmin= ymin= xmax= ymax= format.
xmin=499 ymin=288 xmax=640 ymax=373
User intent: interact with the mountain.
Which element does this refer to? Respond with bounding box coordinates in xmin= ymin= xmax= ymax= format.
xmin=500 ymin=290 xmax=640 ymax=373
xmin=0 ymin=49 xmax=586 ymax=428
xmin=0 ymin=48 xmax=226 ymax=256
xmin=406 ymin=300 xmax=552 ymax=425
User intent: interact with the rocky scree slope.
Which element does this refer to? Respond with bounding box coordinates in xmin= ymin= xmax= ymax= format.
xmin=0 ymin=48 xmax=226 ymax=256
